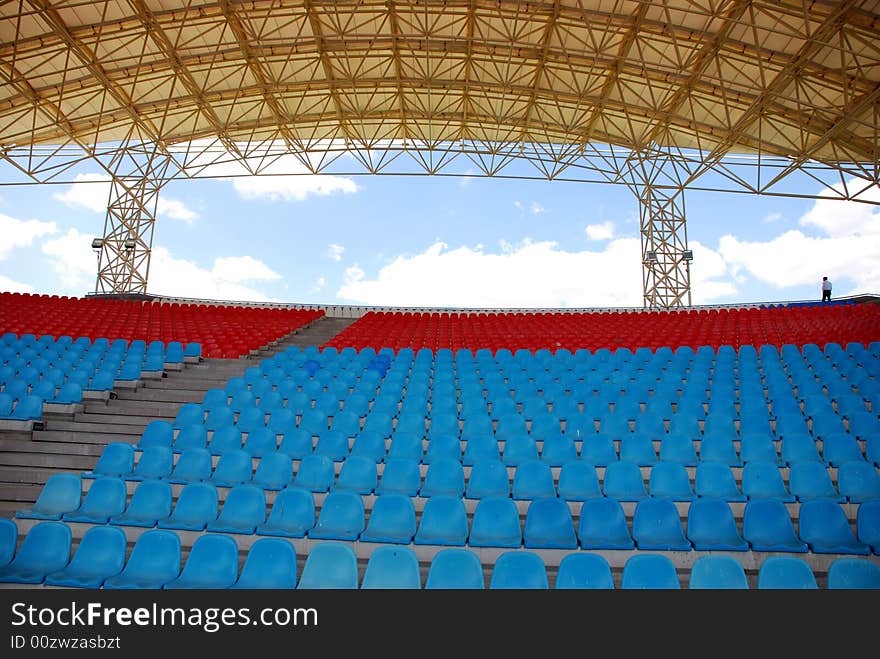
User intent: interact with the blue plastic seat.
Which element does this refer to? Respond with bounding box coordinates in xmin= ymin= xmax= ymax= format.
xmin=658 ymin=435 xmax=697 ymax=466
xmin=469 ymin=496 xmax=523 ymax=548
xmin=827 ymin=558 xmax=880 ymax=589
xmin=44 ymin=525 xmax=127 ymax=588
xmin=699 ymin=435 xmax=742 ymax=466
xmin=297 ymin=542 xmax=359 ymax=589
xmin=578 ymin=497 xmax=634 ymax=549
xmin=580 ymin=435 xmax=617 ymax=466
xmin=331 ymin=455 xmax=376 ymax=494
xmin=293 ymin=454 xmax=335 ymax=493
xmin=210 ymin=449 xmax=253 ymax=487
xmin=540 ymin=434 xmax=578 ymax=466
xmin=103 ymin=529 xmax=181 ymax=590
xmin=632 ymin=498 xmax=691 ymax=550
xmin=314 ymin=429 xmax=350 ymax=462
xmin=0 ymin=519 xmax=16 ymax=568
xmin=350 ymin=430 xmax=388 ymax=463
xmin=109 ymin=479 xmax=172 ymax=527
xmin=242 ymin=426 xmax=278 ymax=458
xmin=232 ymin=538 xmax=298 ymax=589
xmin=523 ymin=497 xmax=577 ymax=549
xmin=619 ymin=436 xmax=658 ymax=466
xmin=129 ymin=446 xmax=173 ymax=481
xmin=377 ymin=458 xmax=421 ymax=496
xmin=205 ymin=407 xmax=235 ymax=432
xmin=168 ymin=447 xmax=213 ymax=484
xmin=268 ymin=408 xmax=297 ymax=436
xmin=62 ymin=477 xmax=126 ymax=523
xmin=780 ymin=432 xmax=822 ymax=464
xmin=256 ymin=487 xmax=315 ymax=538
xmin=621 ymin=554 xmax=680 ymax=589
xmin=386 ymin=432 xmax=424 ymax=462
xmin=837 ymin=461 xmax=880 ymax=503
xmin=465 ymin=459 xmax=510 ymax=499
xmin=688 ymin=555 xmax=749 ymax=589
xmin=462 ymin=434 xmax=501 ymax=465
xmin=276 ymin=428 xmax=313 ymax=462
xmin=821 ymin=432 xmax=865 ymax=467
xmin=694 ymin=463 xmax=745 ymax=501
xmin=554 ymin=553 xmax=614 ymax=589
xmin=512 ymin=460 xmax=556 ymax=500
xmin=502 ymin=433 xmax=539 ymax=466
xmin=648 ymin=462 xmax=694 ymax=501
xmin=602 ymin=461 xmax=647 ymax=501
xmin=137 ymin=419 xmax=174 ymax=450
xmin=421 ymin=458 xmax=465 ymax=498
xmin=164 ymin=534 xmax=239 ymax=589
xmin=309 ymin=490 xmax=365 ymax=541
xmin=208 ymin=425 xmax=243 ymax=455
xmin=9 ymin=394 xmax=44 ymax=420
xmin=414 ymin=495 xmax=469 ymax=546
xmin=360 ymin=494 xmax=416 ymax=544
xmin=788 ymin=462 xmax=843 ymax=501
xmin=157 ymin=482 xmax=219 ymax=531
xmin=743 ymin=499 xmax=807 ymax=553
xmin=251 ymin=452 xmax=293 ymax=491
xmin=425 ymin=548 xmax=484 ymax=589
xmin=236 ymin=407 xmax=266 ymax=435
xmin=741 ymin=462 xmax=795 ymax=502
xmin=207 ymin=484 xmax=266 ymax=534
xmin=757 ymin=556 xmax=817 ymax=589
xmin=0 ymin=521 xmax=71 ymax=584
xmin=857 ymin=499 xmax=880 ymax=554
xmin=16 ymin=473 xmax=82 ymax=520
xmin=798 ymin=499 xmax=870 ymax=554
xmin=172 ymin=424 xmax=208 ymax=453
xmin=740 ymin=433 xmax=780 ymax=464
xmin=556 ymin=461 xmax=602 ymax=501
xmin=423 ymin=434 xmax=462 ymax=463
xmin=489 ymin=551 xmax=548 ymax=589
xmin=686 ymin=498 xmax=748 ymax=550
xmin=361 ymin=546 xmax=422 ymax=589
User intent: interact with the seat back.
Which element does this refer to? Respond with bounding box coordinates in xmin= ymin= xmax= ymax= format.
xmin=233 ymin=538 xmax=298 ymax=589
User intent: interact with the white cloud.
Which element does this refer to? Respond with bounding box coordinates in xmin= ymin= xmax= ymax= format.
xmin=211 ymin=256 xmax=281 ymax=283
xmin=336 ymin=239 xmax=736 ymax=308
xmin=344 ymin=264 xmax=365 ymax=286
xmin=310 ymin=276 xmax=327 ymax=294
xmin=53 ymin=173 xmax=199 ymax=223
xmin=39 ymin=226 xmax=280 ymax=300
xmin=231 ymin=174 xmax=359 ymax=202
xmin=0 ymin=213 xmax=58 ymax=260
xmin=762 ymin=212 xmax=783 ymax=224
xmin=41 ymin=228 xmax=97 ymax=289
xmin=327 ymin=243 xmax=345 ymax=262
xmin=585 ymin=221 xmax=615 ymax=241
xmin=513 ymin=201 xmax=523 ymax=212
xmin=0 ymin=274 xmax=35 ymax=293
xmin=718 ymin=180 xmax=880 ymax=295
xmin=530 ymin=202 xmax=545 ymax=215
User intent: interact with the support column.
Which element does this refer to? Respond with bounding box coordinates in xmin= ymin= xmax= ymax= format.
xmin=622 ymin=151 xmax=693 ymax=308
xmin=94 ymin=141 xmax=172 ymax=294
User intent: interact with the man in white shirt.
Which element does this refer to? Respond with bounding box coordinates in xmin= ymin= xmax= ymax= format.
xmin=821 ymin=276 xmax=832 ymax=302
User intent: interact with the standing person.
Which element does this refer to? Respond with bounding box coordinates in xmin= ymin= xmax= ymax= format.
xmin=821 ymin=276 xmax=832 ymax=302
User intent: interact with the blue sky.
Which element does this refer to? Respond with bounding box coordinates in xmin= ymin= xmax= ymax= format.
xmin=0 ymin=158 xmax=878 ymax=308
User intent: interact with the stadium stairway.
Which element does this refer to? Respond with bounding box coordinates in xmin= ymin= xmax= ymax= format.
xmin=0 ymin=316 xmax=355 ymax=517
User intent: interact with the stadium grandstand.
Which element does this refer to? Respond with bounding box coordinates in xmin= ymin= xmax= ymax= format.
xmin=0 ymin=0 xmax=879 ymax=598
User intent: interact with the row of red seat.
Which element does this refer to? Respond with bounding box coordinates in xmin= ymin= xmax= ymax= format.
xmin=0 ymin=293 xmax=324 ymax=358
xmin=324 ymin=304 xmax=880 ymax=352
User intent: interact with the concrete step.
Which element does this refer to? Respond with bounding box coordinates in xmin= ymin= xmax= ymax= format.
xmin=33 ymin=429 xmax=138 ymax=445
xmin=0 ymin=438 xmax=104 ymax=457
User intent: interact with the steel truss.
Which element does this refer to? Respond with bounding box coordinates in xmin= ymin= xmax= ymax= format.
xmin=0 ymin=1 xmax=877 ymax=304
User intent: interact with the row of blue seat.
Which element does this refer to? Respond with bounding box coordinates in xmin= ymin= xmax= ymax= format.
xmin=2 ymin=520 xmax=879 ymax=588
xmin=1 ymin=333 xmax=200 ymax=362
xmin=16 ymin=474 xmax=880 ymax=554
xmin=86 ymin=441 xmax=880 ymax=503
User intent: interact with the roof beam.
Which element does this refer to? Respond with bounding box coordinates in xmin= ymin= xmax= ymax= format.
xmin=515 ymin=0 xmax=559 ymax=142
xmin=127 ymin=0 xmax=247 ymax=163
xmin=25 ymin=0 xmax=166 ymax=148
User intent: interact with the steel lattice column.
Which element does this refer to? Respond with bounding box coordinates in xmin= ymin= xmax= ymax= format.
xmin=94 ymin=142 xmax=172 ymax=294
xmin=637 ymin=183 xmax=692 ymax=308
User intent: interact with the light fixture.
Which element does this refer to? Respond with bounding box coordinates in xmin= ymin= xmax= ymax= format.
xmin=682 ymin=249 xmax=694 ymax=261
xmin=645 ymin=250 xmax=657 ymax=263
xmin=91 ymin=238 xmax=104 ymax=249
xmin=123 ymin=239 xmax=136 ymax=250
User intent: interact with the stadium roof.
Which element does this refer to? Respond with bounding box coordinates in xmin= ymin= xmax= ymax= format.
xmin=1 ymin=0 xmax=878 ymax=165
